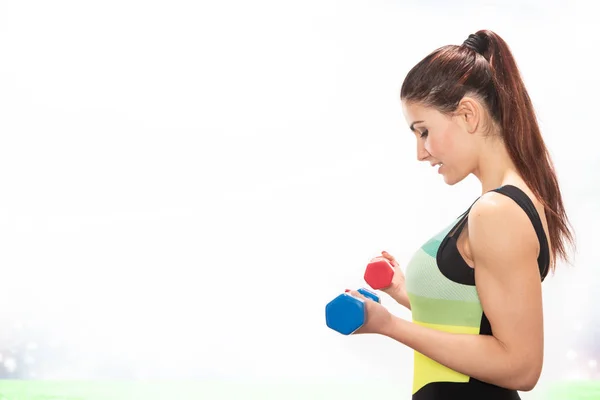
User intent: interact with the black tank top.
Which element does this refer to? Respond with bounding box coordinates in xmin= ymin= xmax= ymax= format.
xmin=404 ymin=185 xmax=550 ymax=400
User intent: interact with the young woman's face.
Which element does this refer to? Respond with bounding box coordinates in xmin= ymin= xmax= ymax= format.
xmin=401 ymin=101 xmax=477 ymax=186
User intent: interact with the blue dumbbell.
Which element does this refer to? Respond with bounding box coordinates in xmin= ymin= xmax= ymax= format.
xmin=325 ymin=288 xmax=380 ymax=335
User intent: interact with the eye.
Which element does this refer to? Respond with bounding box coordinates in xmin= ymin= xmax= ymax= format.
xmin=419 ymin=129 xmax=429 ymax=138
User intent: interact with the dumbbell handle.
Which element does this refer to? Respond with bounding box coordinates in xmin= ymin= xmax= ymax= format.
xmin=355 ymin=288 xmax=380 ymax=302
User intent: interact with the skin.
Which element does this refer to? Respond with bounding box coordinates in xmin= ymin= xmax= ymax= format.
xmin=349 ymin=96 xmax=552 ymax=392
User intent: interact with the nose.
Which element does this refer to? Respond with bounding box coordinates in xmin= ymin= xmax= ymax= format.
xmin=416 ymin=139 xmax=430 ymax=162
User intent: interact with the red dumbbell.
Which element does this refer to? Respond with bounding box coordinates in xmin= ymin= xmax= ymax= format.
xmin=363 ymin=257 xmax=394 ymax=290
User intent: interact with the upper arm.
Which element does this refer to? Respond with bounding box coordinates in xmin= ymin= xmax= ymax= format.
xmin=468 ymin=193 xmax=544 ymax=387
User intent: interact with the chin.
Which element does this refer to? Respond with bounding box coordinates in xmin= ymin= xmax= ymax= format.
xmin=444 ymin=179 xmax=460 ymax=186
xmin=442 ymin=172 xmax=467 ymax=186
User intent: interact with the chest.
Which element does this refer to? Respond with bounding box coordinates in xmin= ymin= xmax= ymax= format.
xmin=404 ymin=218 xmax=483 ymax=328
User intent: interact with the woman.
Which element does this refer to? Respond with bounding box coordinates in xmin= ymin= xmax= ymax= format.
xmin=348 ymin=30 xmax=575 ymax=399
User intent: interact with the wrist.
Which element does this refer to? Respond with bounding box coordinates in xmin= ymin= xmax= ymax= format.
xmin=380 ymin=313 xmax=403 ymax=337
xmin=386 ymin=286 xmax=410 ymax=308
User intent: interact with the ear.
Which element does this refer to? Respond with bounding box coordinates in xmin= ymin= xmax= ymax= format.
xmin=455 ymin=96 xmax=481 ymax=134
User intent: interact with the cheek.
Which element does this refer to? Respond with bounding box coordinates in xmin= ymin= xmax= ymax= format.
xmin=425 ymin=132 xmax=453 ymax=160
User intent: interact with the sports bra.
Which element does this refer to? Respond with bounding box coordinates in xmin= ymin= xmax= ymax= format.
xmin=404 ymin=185 xmax=550 ymax=399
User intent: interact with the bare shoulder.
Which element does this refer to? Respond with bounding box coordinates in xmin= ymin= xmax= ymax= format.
xmin=470 ymin=189 xmax=534 ymax=221
xmin=467 ymin=191 xmax=540 ymax=262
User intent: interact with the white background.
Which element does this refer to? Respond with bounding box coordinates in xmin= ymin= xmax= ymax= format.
xmin=0 ymin=0 xmax=597 ymax=394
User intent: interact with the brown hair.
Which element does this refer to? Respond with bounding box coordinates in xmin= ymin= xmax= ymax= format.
xmin=400 ymin=29 xmax=574 ymax=270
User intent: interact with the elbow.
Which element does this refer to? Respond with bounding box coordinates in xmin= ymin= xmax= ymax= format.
xmin=516 ymin=376 xmax=539 ymax=392
xmin=497 ymin=348 xmax=542 ymax=392
xmin=511 ymin=362 xmax=542 ymax=392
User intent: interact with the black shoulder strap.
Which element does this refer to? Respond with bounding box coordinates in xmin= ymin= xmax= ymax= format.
xmin=450 ymin=197 xmax=480 ymax=238
xmin=491 ymin=185 xmax=551 ymax=279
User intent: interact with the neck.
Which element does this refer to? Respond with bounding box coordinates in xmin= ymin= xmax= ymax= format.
xmin=472 ymin=136 xmax=520 ymax=194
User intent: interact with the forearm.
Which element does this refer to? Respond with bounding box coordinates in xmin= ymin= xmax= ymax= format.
xmin=382 ymin=316 xmax=531 ymax=390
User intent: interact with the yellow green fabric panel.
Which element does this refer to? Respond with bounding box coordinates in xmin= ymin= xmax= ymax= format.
xmin=409 ymin=293 xmax=483 ymax=327
xmin=412 ymin=321 xmax=480 ymax=394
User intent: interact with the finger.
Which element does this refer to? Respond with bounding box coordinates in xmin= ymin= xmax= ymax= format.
xmin=382 ymin=253 xmax=399 ymax=267
xmin=381 ymin=251 xmax=399 ymax=267
xmin=346 ymin=289 xmax=368 ymax=301
xmin=373 ymin=255 xmax=398 ymax=268
xmin=381 ymin=251 xmax=395 ymax=260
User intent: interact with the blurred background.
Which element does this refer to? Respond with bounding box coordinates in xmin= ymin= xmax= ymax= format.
xmin=0 ymin=0 xmax=597 ymax=398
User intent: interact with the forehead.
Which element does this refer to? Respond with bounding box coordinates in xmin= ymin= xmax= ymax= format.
xmin=401 ymin=101 xmax=437 ymax=126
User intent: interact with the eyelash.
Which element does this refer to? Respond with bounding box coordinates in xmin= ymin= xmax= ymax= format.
xmin=419 ymin=129 xmax=429 ymax=138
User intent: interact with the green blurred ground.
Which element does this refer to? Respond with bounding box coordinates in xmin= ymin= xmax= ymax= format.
xmin=0 ymin=380 xmax=597 ymax=400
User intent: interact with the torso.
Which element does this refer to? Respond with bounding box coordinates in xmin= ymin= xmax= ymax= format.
xmin=405 ymin=184 xmax=551 ymax=400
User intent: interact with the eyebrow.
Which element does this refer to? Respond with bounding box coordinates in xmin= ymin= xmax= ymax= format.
xmin=409 ymin=120 xmax=424 ymax=132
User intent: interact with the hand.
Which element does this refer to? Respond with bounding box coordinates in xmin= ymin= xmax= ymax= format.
xmin=347 ymin=289 xmax=393 ymax=335
xmin=373 ymin=251 xmax=408 ymax=303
